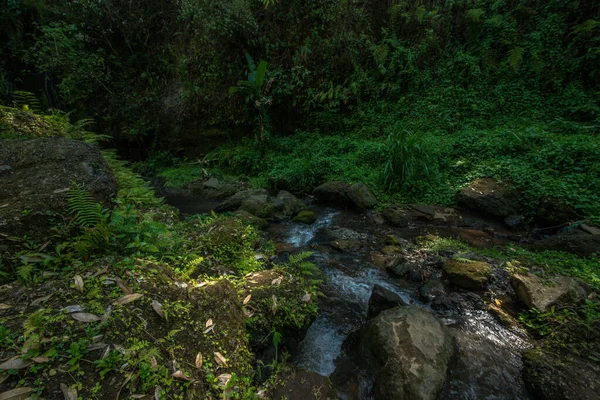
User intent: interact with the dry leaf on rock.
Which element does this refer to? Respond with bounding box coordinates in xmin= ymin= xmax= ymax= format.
xmin=243 ymin=295 xmax=251 ymax=305
xmin=217 ymin=374 xmax=232 ymax=387
xmin=30 ymin=294 xmax=52 ymax=306
xmin=195 ymin=353 xmax=203 ymax=369
xmin=205 ymin=319 xmax=213 ymax=328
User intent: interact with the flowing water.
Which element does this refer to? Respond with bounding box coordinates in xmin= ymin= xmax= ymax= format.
xmin=269 ymin=207 xmax=533 ymax=400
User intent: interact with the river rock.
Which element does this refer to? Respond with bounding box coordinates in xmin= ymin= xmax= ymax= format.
xmin=324 ymin=227 xmax=360 ymax=241
xmin=359 ymin=307 xmax=454 ymax=400
xmin=382 ymin=205 xmax=409 ymax=227
xmin=347 ymin=183 xmax=377 ymax=210
xmin=312 ymin=181 xmax=352 ymax=207
xmin=510 ymin=273 xmax=586 ymax=311
xmin=431 ymin=292 xmax=484 ymax=313
xmin=0 ymin=138 xmax=118 ymax=240
xmin=216 ymin=189 xmax=269 ymax=212
xmin=442 ymin=260 xmax=491 ymax=289
xmin=439 ymin=329 xmax=531 ymax=400
xmin=420 ymin=278 xmax=446 ymax=301
xmin=367 ymin=284 xmax=407 ymax=319
xmin=456 ymin=178 xmax=520 ymax=218
xmin=292 ymin=210 xmax=316 ymax=224
xmin=523 ymin=348 xmax=600 ymax=400
xmin=330 ymin=239 xmax=362 ymax=252
xmin=233 ymin=210 xmax=268 ymax=230
xmin=261 ymin=191 xmax=306 ymax=221
xmin=535 ymin=196 xmax=579 ymax=226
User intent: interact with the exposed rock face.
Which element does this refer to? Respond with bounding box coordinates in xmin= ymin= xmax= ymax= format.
xmin=456 ymin=178 xmax=520 ymax=218
xmin=531 ymin=231 xmax=600 ymax=257
xmin=510 ymin=274 xmax=586 ymax=311
xmin=269 ymin=368 xmax=337 ymax=400
xmin=442 ymin=260 xmax=492 ymax=289
xmin=382 ymin=205 xmax=409 ymax=227
xmin=0 ymin=138 xmax=118 ymax=240
xmin=312 ymin=181 xmax=377 ymax=210
xmin=367 ymin=284 xmax=407 ymax=319
xmin=262 ymin=191 xmax=306 ymax=221
xmin=523 ymin=348 xmax=600 ymax=400
xmin=347 ymin=183 xmax=378 ymax=210
xmin=359 ymin=307 xmax=454 ymax=400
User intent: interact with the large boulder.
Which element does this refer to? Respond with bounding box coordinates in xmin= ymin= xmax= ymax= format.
xmin=523 ymin=348 xmax=600 ymax=400
xmin=535 ymin=196 xmax=579 ymax=226
xmin=382 ymin=205 xmax=409 ymax=227
xmin=359 ymin=307 xmax=454 ymax=400
xmin=442 ymin=260 xmax=492 ymax=290
xmin=215 ymin=189 xmax=269 ymax=212
xmin=347 ymin=183 xmax=378 ymax=210
xmin=312 ymin=181 xmax=377 ymax=211
xmin=261 ymin=191 xmax=306 ymax=221
xmin=0 ymin=138 xmax=118 ymax=240
xmin=367 ymin=284 xmax=407 ymax=319
xmin=456 ymin=178 xmax=520 ymax=218
xmin=510 ymin=273 xmax=586 ymax=311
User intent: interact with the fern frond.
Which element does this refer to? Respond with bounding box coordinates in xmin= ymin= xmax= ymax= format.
xmin=67 ymin=184 xmax=108 ymax=228
xmin=13 ymin=91 xmax=42 ymax=113
xmin=508 ymin=47 xmax=525 ymax=71
xmin=466 ymin=9 xmax=485 ymax=22
xmin=288 ymin=251 xmax=313 ymax=267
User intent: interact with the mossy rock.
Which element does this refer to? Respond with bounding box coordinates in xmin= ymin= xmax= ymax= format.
xmin=442 ymin=260 xmax=491 ymax=289
xmin=381 ymin=245 xmax=405 ymax=256
xmin=292 ymin=210 xmax=316 ymax=224
xmin=234 ymin=209 xmax=269 ymax=230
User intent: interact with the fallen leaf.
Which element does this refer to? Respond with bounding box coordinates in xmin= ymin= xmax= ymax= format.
xmin=271 ymin=276 xmax=283 ymax=285
xmin=205 ymin=319 xmax=213 ymax=328
xmin=301 ymin=293 xmax=311 ymax=302
xmin=0 ymin=304 xmax=11 ymax=310
xmin=73 ymin=275 xmax=84 ymax=293
xmin=101 ymin=346 xmax=111 ymax=360
xmin=71 ymin=313 xmax=102 ymax=322
xmin=195 ymin=352 xmax=203 ymax=369
xmin=30 ymin=294 xmax=52 ymax=306
xmin=61 ymin=305 xmax=85 ymax=313
xmin=203 ymin=325 xmax=215 ymax=334
xmin=113 ymin=344 xmax=126 ymax=354
xmin=171 ymin=370 xmax=192 ymax=381
xmin=19 ymin=254 xmax=45 ymax=263
xmin=131 ymin=395 xmax=147 ymax=399
xmin=271 ymin=295 xmax=277 ymax=314
xmin=0 ymin=387 xmax=34 ymax=400
xmin=31 ymin=357 xmax=49 ymax=363
xmin=91 ymin=265 xmax=109 ymax=278
xmin=113 ymin=293 xmax=144 ymax=306
xmin=60 ymin=383 xmax=77 ymax=400
xmin=242 ymin=294 xmax=251 ymax=305
xmin=217 ymin=373 xmax=232 ymax=387
xmin=151 ymin=300 xmax=164 ymax=318
xmin=214 ymin=352 xmax=228 ymax=367
xmin=87 ymin=343 xmax=108 ymax=351
xmin=494 ymin=298 xmax=502 ymax=306
xmin=0 ymin=357 xmax=32 ymax=370
xmin=115 ymin=278 xmax=133 ymax=294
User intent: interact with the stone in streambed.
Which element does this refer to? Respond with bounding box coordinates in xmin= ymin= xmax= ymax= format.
xmin=367 ymin=284 xmax=407 ymax=319
xmin=442 ymin=259 xmax=491 ymax=289
xmin=292 ymin=210 xmax=316 ymax=224
xmin=233 ymin=210 xmax=268 ymax=230
xmin=510 ymin=273 xmax=586 ymax=311
xmin=456 ymin=178 xmax=520 ymax=218
xmin=347 ymin=182 xmax=378 ymax=210
xmin=382 ymin=205 xmax=409 ymax=227
xmin=359 ymin=307 xmax=454 ymax=400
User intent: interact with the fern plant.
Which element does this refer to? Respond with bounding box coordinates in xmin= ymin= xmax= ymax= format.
xmin=12 ymin=91 xmax=42 ymax=113
xmin=66 ymin=184 xmax=111 ymax=255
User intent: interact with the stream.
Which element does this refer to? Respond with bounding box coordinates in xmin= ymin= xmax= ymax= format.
xmin=267 ymin=206 xmax=533 ymax=400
